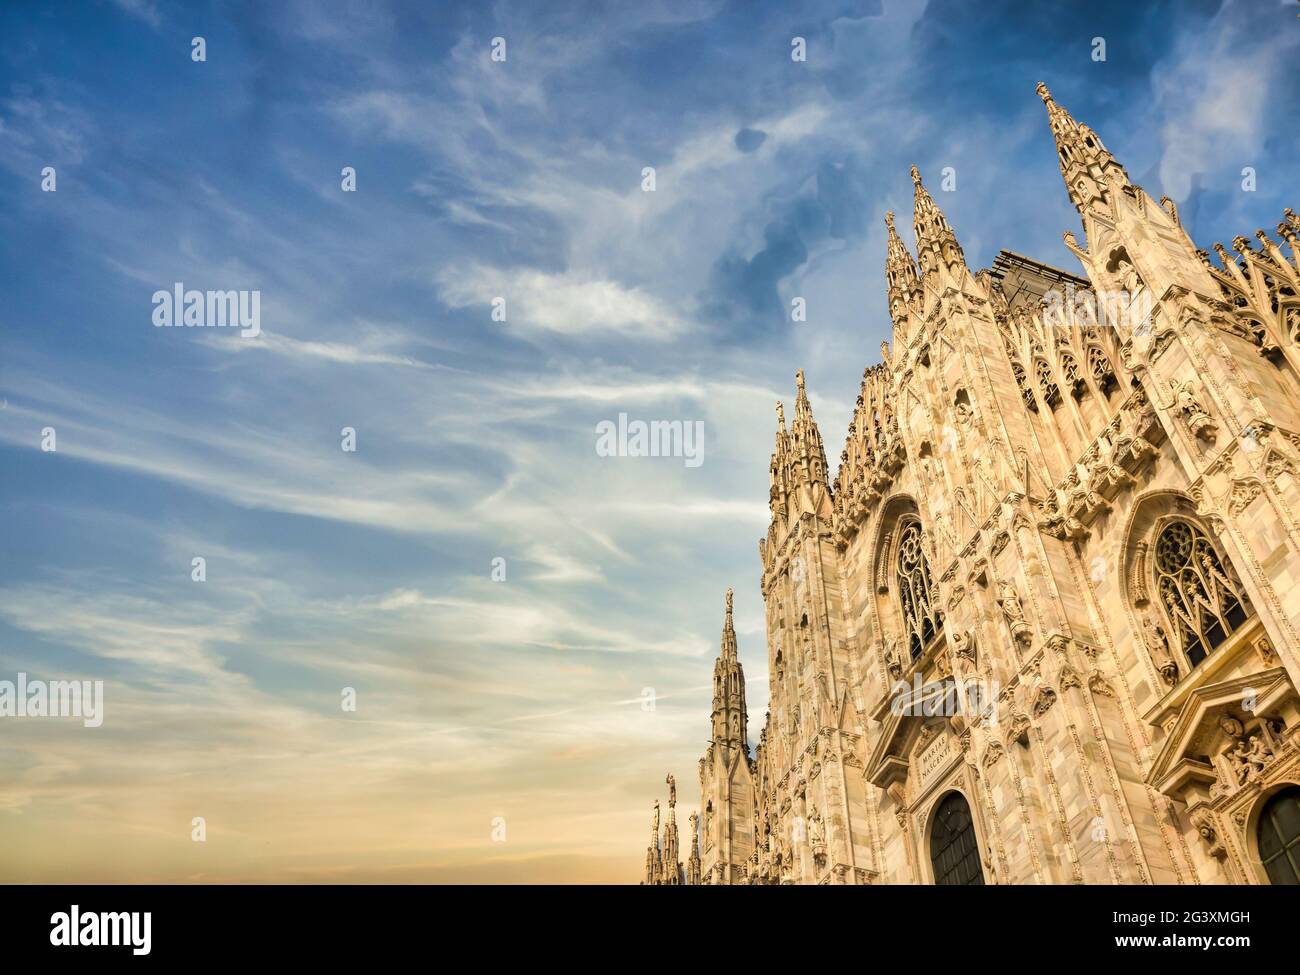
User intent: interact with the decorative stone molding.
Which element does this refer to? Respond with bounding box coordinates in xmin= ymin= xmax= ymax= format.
xmin=982 ymin=740 xmax=1005 ymax=768
xmin=1005 ymin=712 xmax=1031 ymax=749
xmin=1058 ymin=665 xmax=1083 ymax=691
xmin=1130 ymin=540 xmax=1150 ymax=605
xmin=1037 ymin=391 xmax=1160 ymax=540
xmin=1087 ymin=671 xmax=1117 ymax=699
xmin=1189 ymin=806 xmax=1227 ymax=860
xmin=1031 ymin=684 xmax=1058 ymax=717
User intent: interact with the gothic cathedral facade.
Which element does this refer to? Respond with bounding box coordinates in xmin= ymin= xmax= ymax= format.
xmin=641 ymin=84 xmax=1300 ymax=885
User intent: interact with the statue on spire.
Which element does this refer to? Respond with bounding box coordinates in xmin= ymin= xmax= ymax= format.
xmin=1034 ymin=80 xmax=1130 ymax=215
xmin=909 ymin=164 xmax=965 ymax=279
xmin=666 ymin=773 xmax=677 ymax=808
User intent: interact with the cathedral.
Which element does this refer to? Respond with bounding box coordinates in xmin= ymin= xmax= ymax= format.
xmin=640 ymin=83 xmax=1300 ymax=885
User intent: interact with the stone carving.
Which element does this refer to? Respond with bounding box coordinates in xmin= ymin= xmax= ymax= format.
xmin=1087 ymin=671 xmax=1117 ymax=699
xmin=1189 ymin=808 xmax=1226 ymax=860
xmin=884 ymin=638 xmax=905 ymax=680
xmin=1168 ymin=379 xmax=1219 ymax=442
xmin=1141 ymin=615 xmax=1180 ymax=687
xmin=997 ymin=581 xmax=1033 ymax=647
xmin=951 ymin=630 xmax=976 ymax=665
xmin=1129 ymin=540 xmax=1150 ymax=605
xmin=1006 ymin=711 xmax=1031 ymax=749
xmin=1031 ymin=684 xmax=1058 ymax=717
xmin=808 ymin=805 xmax=827 ymax=868
xmin=982 ymin=740 xmax=1005 ymax=769
xmin=1255 ymin=637 xmax=1278 ymax=666
xmin=1227 ymin=735 xmax=1275 ymax=786
xmin=1112 ymin=250 xmax=1144 ymax=296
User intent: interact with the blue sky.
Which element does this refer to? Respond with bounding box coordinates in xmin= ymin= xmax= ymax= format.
xmin=1 ymin=0 xmax=1297 ymax=882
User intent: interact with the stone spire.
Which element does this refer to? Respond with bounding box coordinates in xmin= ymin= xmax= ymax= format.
xmin=790 ymin=369 xmax=830 ymax=489
xmin=885 ymin=210 xmax=921 ymax=326
xmin=711 ymin=588 xmax=749 ymax=755
xmin=661 ymin=773 xmax=682 ymax=885
xmin=911 ymin=165 xmax=966 ymax=282
xmin=768 ymin=401 xmax=790 ymax=523
xmin=1036 ymin=81 xmax=1131 ymax=216
xmin=768 ymin=372 xmax=833 ymax=540
xmin=686 ymin=812 xmax=702 ymax=885
xmin=643 ymin=799 xmax=662 ymax=885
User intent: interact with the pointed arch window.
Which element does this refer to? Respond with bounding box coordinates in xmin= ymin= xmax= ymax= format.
xmin=1011 ymin=363 xmax=1038 ymax=412
xmin=1035 ymin=359 xmax=1061 ymax=407
xmin=1154 ymin=520 xmax=1249 ymax=668
xmin=1258 ymin=786 xmax=1300 ymax=885
xmin=1087 ymin=346 xmax=1116 ymax=393
xmin=897 ymin=520 xmax=941 ymax=659
xmin=1060 ymin=351 xmax=1086 ymax=398
xmin=929 ymin=792 xmax=984 ymax=886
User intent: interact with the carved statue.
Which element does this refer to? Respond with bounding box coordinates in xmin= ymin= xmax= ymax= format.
xmin=666 ymin=773 xmax=676 ymax=808
xmin=997 ymin=581 xmax=1033 ymax=646
xmin=1093 ymin=433 xmax=1134 ymax=488
xmin=884 ymin=637 xmax=905 ymax=680
xmin=951 ymin=630 xmax=976 ymax=664
xmin=1141 ymin=615 xmax=1179 ymax=686
xmin=1168 ymin=379 xmax=1218 ymax=441
xmin=1228 ymin=739 xmax=1254 ymax=786
xmin=1245 ymin=735 xmax=1274 ymax=776
xmin=1114 ymin=253 xmax=1143 ymax=296
xmin=808 ymin=805 xmax=827 ymax=866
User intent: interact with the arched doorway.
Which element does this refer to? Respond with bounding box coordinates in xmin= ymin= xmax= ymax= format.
xmin=929 ymin=791 xmax=984 ymax=885
xmin=1257 ymin=785 xmax=1300 ymax=885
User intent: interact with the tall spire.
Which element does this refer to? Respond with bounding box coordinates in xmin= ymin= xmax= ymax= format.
xmin=711 ymin=588 xmax=749 ymax=755
xmin=790 ymin=369 xmax=829 ymax=488
xmin=885 ymin=210 xmax=921 ymax=321
xmin=644 ymin=799 xmax=663 ymax=885
xmin=769 ymin=401 xmax=792 ymax=523
xmin=661 ymin=773 xmax=682 ymax=885
xmin=911 ymin=165 xmax=966 ymax=281
xmin=1036 ymin=82 xmax=1131 ymax=215
xmin=721 ymin=587 xmax=737 ymax=660
xmin=768 ymin=372 xmax=832 ymax=536
xmin=686 ymin=812 xmax=702 ymax=885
